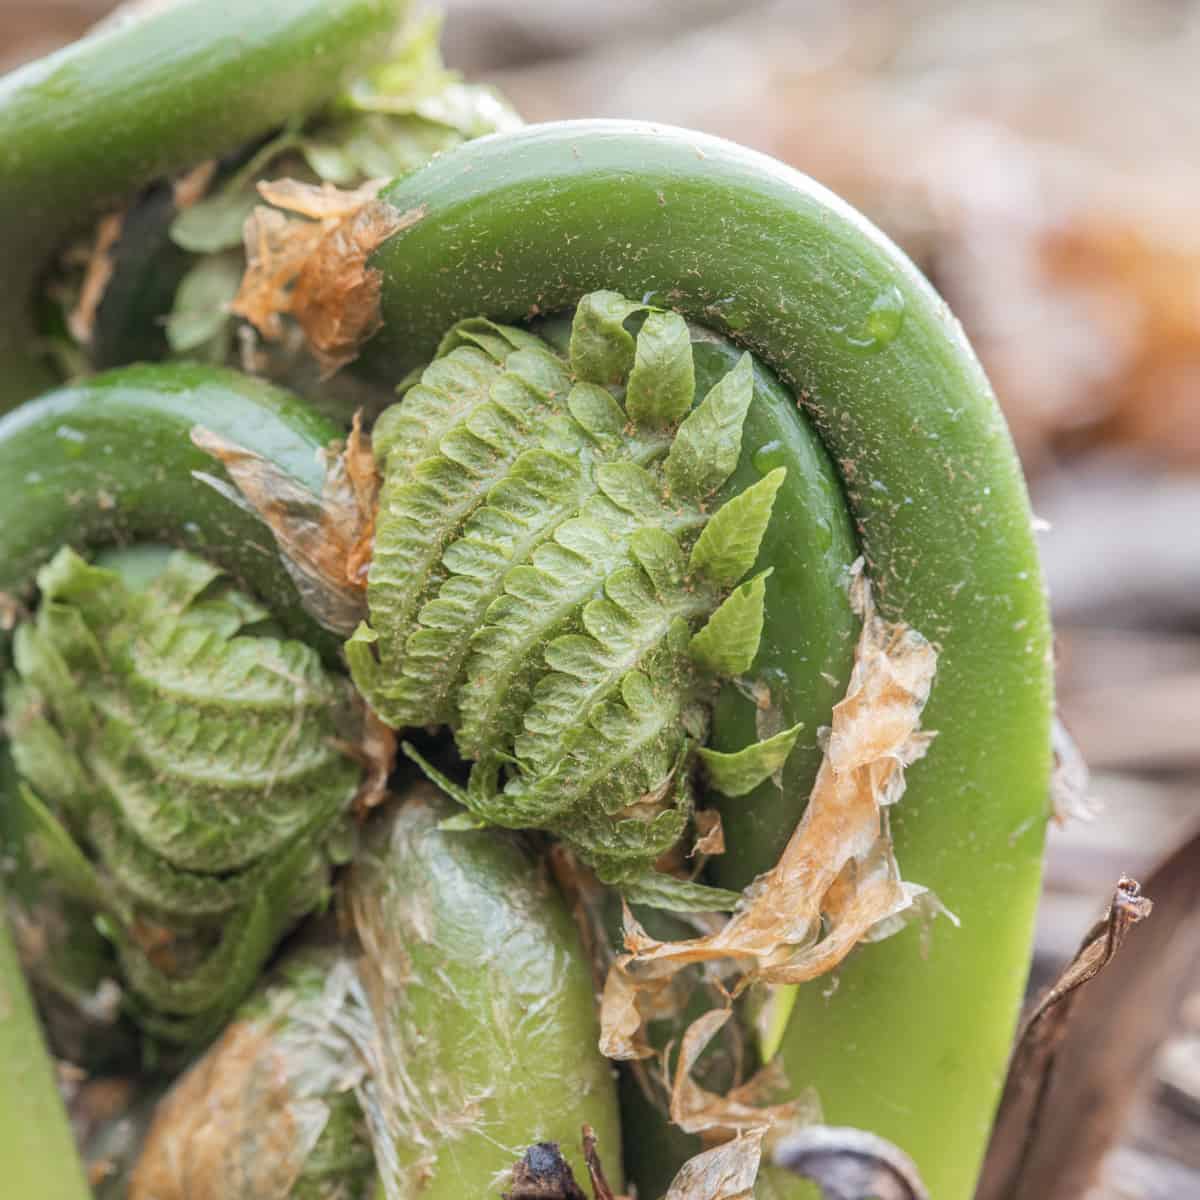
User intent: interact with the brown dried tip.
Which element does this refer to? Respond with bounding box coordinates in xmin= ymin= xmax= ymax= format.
xmin=600 ymin=561 xmax=944 ymax=1062
xmin=691 ymin=809 xmax=726 ymax=858
xmin=68 ymin=211 xmax=123 ymax=346
xmin=503 ymin=1144 xmax=588 ymax=1200
xmin=984 ymin=874 xmax=1153 ymax=1197
xmin=129 ymin=1022 xmax=308 ymax=1199
xmin=664 ymin=1129 xmax=765 ymax=1200
xmin=582 ymin=1127 xmax=620 ymax=1200
xmin=232 ymin=178 xmax=424 ymax=375
xmin=339 ymin=703 xmax=398 ymax=818
xmin=1014 ymin=875 xmax=1153 ymax=1073
xmin=668 ymin=1009 xmax=816 ymax=1140
xmin=191 ymin=412 xmax=380 ymax=636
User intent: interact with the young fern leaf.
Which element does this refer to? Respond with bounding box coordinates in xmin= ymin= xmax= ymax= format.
xmin=688 ymin=467 xmax=786 ymax=586
xmin=358 ymin=291 xmax=792 ymax=908
xmin=621 ymin=870 xmax=742 ymax=913
xmin=567 ymin=381 xmax=629 ymax=449
xmin=625 ymin=310 xmax=695 ymax=427
xmin=689 ymin=568 xmax=773 ymax=677
xmin=665 ymin=351 xmax=755 ymax=500
xmin=358 ymin=340 xmax=574 ymax=727
xmin=698 ymin=723 xmax=805 ymax=797
xmin=569 ymin=289 xmax=643 ymax=384
xmin=4 ymin=547 xmax=362 ymax=1042
xmin=14 ymin=784 xmax=109 ymax=912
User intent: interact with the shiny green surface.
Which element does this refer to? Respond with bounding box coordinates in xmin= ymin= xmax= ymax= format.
xmin=0 ymin=906 xmax=91 ymax=1200
xmin=688 ymin=332 xmax=860 ymax=889
xmin=349 ymin=787 xmax=623 ymax=1197
xmin=0 ymin=363 xmax=337 ymax=649
xmin=0 ymin=0 xmax=403 ymax=408
xmin=368 ymin=121 xmax=1053 ymax=1199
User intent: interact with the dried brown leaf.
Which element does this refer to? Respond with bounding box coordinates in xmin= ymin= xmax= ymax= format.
xmin=343 ymin=412 xmax=382 ymax=588
xmin=291 ymin=200 xmax=422 ymax=376
xmin=173 ymin=160 xmax=217 ymax=210
xmin=232 ymin=205 xmax=325 ymax=341
xmin=664 ymin=1128 xmax=765 ymax=1200
xmin=600 ymin=562 xmax=940 ymax=1059
xmin=1015 ymin=875 xmax=1153 ymax=1074
xmin=982 ymin=875 xmax=1153 ymax=1198
xmin=191 ymin=415 xmax=379 ymax=635
xmin=772 ymin=1125 xmax=930 ymax=1200
xmin=668 ymin=1009 xmax=815 ymax=1138
xmin=691 ymin=810 xmax=726 ymax=858
xmin=68 ymin=212 xmax=123 ymax=346
xmin=337 ymin=702 xmax=397 ymax=818
xmin=231 ymin=177 xmax=422 ymax=375
xmin=598 ymin=952 xmax=669 ymax=1061
xmin=582 ymin=1126 xmax=621 ymax=1200
xmin=981 ymin=826 xmax=1200 ymax=1200
xmin=129 ymin=1021 xmax=309 ymax=1199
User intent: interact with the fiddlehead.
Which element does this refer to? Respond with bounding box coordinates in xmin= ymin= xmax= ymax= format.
xmin=350 ymin=295 xmax=806 ymax=905
xmin=0 ymin=366 xmax=367 ymax=1045
xmin=7 ymin=547 xmax=361 ymax=1043
xmin=1 ymin=9 xmax=1054 ymax=1190
xmin=342 ymin=120 xmax=1053 ymax=1200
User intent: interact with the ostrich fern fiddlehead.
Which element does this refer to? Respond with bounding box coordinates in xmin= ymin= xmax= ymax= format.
xmin=0 ymin=365 xmax=372 ymax=1047
xmin=6 ymin=547 xmax=361 ymax=1043
xmin=350 ymin=294 xmax=800 ymax=904
xmin=1 ymin=8 xmax=1054 ymax=1192
xmin=350 ymin=120 xmax=1054 ymax=1200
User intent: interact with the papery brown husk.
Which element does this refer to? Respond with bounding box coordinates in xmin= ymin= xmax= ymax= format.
xmin=232 ymin=178 xmax=423 ymax=375
xmin=192 ymin=411 xmax=379 ymax=636
xmin=601 ymin=562 xmax=942 ymax=1063
xmin=601 ymin=562 xmax=943 ymax=1198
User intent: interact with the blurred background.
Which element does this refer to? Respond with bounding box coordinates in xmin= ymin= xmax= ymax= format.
xmin=4 ymin=2 xmax=1198 ymax=1196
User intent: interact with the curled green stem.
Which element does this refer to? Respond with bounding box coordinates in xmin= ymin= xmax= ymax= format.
xmin=360 ymin=120 xmax=1053 ymax=1200
xmin=0 ymin=362 xmax=337 ymax=644
xmin=0 ymin=365 xmax=348 ymax=1190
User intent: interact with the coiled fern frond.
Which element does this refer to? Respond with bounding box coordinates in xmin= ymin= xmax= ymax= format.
xmin=6 ymin=548 xmax=363 ymax=1042
xmin=349 ymin=291 xmax=801 ymax=905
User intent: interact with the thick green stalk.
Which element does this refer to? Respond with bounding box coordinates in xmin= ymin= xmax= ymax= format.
xmin=346 ymin=784 xmax=623 ymax=1196
xmin=364 ymin=121 xmax=1053 ymax=1200
xmin=0 ymin=875 xmax=91 ymax=1200
xmin=0 ymin=0 xmax=404 ymax=409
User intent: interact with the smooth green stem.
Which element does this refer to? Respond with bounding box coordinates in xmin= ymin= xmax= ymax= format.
xmin=0 ymin=0 xmax=405 ymax=410
xmin=0 ymin=362 xmax=338 ymax=650
xmin=348 ymin=785 xmax=623 ymax=1195
xmin=365 ymin=120 xmax=1053 ymax=1200
xmin=0 ymin=906 xmax=91 ymax=1200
